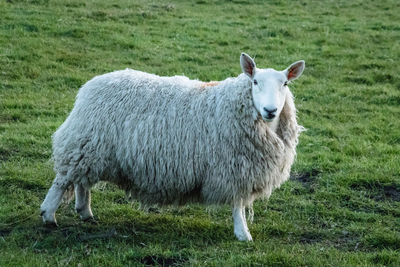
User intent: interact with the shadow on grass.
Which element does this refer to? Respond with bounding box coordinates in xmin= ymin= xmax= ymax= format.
xmin=3 ymin=213 xmax=231 ymax=253
xmin=128 ymin=254 xmax=189 ymax=266
xmin=0 ymin=178 xmax=47 ymax=191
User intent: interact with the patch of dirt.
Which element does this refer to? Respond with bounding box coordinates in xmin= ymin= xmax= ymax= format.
xmin=298 ymin=230 xmax=363 ymax=251
xmin=291 ymin=169 xmax=321 ymax=184
xmin=331 ymin=231 xmax=362 ymax=251
xmin=350 ymin=182 xmax=400 ymax=202
xmin=298 ymin=230 xmax=325 ymax=244
xmin=0 ymin=114 xmax=21 ymax=123
xmin=0 ymin=148 xmax=14 ymax=162
xmin=290 ymin=169 xmax=321 ymax=193
xmin=379 ymin=185 xmax=400 ymax=202
xmin=0 ymin=228 xmax=12 ymax=237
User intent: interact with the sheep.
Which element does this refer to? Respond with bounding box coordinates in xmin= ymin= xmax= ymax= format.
xmin=40 ymin=53 xmax=305 ymax=241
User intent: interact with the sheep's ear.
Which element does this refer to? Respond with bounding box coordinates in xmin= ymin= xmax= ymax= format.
xmin=285 ymin=60 xmax=305 ymax=81
xmin=240 ymin=53 xmax=256 ymax=79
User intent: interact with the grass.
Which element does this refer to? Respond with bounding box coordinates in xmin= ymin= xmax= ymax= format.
xmin=1 ymin=0 xmax=400 ymax=265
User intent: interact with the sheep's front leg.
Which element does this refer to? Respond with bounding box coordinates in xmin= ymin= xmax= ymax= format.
xmin=75 ymin=184 xmax=94 ymax=221
xmin=233 ymin=201 xmax=253 ymax=241
xmin=40 ymin=174 xmax=69 ymax=226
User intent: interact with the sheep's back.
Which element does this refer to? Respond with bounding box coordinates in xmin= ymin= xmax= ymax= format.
xmin=52 ymin=69 xmax=234 ymax=200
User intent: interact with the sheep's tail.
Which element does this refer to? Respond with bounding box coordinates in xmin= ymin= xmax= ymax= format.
xmin=62 ymin=184 xmax=75 ymax=204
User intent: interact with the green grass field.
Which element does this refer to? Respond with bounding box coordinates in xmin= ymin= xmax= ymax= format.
xmin=1 ymin=0 xmax=400 ymax=265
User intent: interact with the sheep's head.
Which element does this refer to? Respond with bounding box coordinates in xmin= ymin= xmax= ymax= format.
xmin=240 ymin=53 xmax=305 ymax=123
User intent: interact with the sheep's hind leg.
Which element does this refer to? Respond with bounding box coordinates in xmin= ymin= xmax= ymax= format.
xmin=75 ymin=184 xmax=94 ymax=222
xmin=233 ymin=200 xmax=253 ymax=241
xmin=40 ymin=174 xmax=71 ymax=226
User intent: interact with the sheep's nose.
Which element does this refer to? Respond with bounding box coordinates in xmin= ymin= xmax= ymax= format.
xmin=263 ymin=107 xmax=277 ymax=118
xmin=264 ymin=107 xmax=277 ymax=113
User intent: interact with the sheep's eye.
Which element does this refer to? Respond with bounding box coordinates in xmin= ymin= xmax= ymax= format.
xmin=284 ymin=81 xmax=288 ymax=86
xmin=253 ymin=80 xmax=258 ymax=85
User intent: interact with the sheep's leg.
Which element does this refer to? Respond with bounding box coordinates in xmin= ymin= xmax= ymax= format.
xmin=75 ymin=184 xmax=94 ymax=221
xmin=241 ymin=205 xmax=254 ymax=224
xmin=40 ymin=174 xmax=70 ymax=226
xmin=248 ymin=203 xmax=254 ymax=224
xmin=233 ymin=200 xmax=253 ymax=241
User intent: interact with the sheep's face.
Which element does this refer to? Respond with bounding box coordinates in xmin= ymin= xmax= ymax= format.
xmin=240 ymin=53 xmax=305 ymax=123
xmin=251 ymin=69 xmax=288 ymax=122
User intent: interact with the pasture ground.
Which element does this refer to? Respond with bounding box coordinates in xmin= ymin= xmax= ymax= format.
xmin=1 ymin=0 xmax=399 ymax=266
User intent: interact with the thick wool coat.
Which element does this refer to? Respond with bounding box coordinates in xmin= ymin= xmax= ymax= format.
xmin=52 ymin=69 xmax=301 ymax=207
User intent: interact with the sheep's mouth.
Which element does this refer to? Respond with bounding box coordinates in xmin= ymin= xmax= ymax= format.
xmin=262 ymin=115 xmax=275 ymax=122
xmin=262 ymin=117 xmax=274 ymax=122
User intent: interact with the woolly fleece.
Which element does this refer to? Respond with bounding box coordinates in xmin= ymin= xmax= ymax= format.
xmin=52 ymin=69 xmax=302 ymax=208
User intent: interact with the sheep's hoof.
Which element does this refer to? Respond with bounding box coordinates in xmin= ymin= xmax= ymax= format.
xmin=43 ymin=220 xmax=58 ymax=228
xmin=40 ymin=210 xmax=58 ymax=227
xmin=83 ymin=216 xmax=98 ymax=225
xmin=235 ymin=230 xmax=253 ymax=242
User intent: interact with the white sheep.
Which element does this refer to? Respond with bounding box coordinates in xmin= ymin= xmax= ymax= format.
xmin=40 ymin=53 xmax=305 ymax=241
